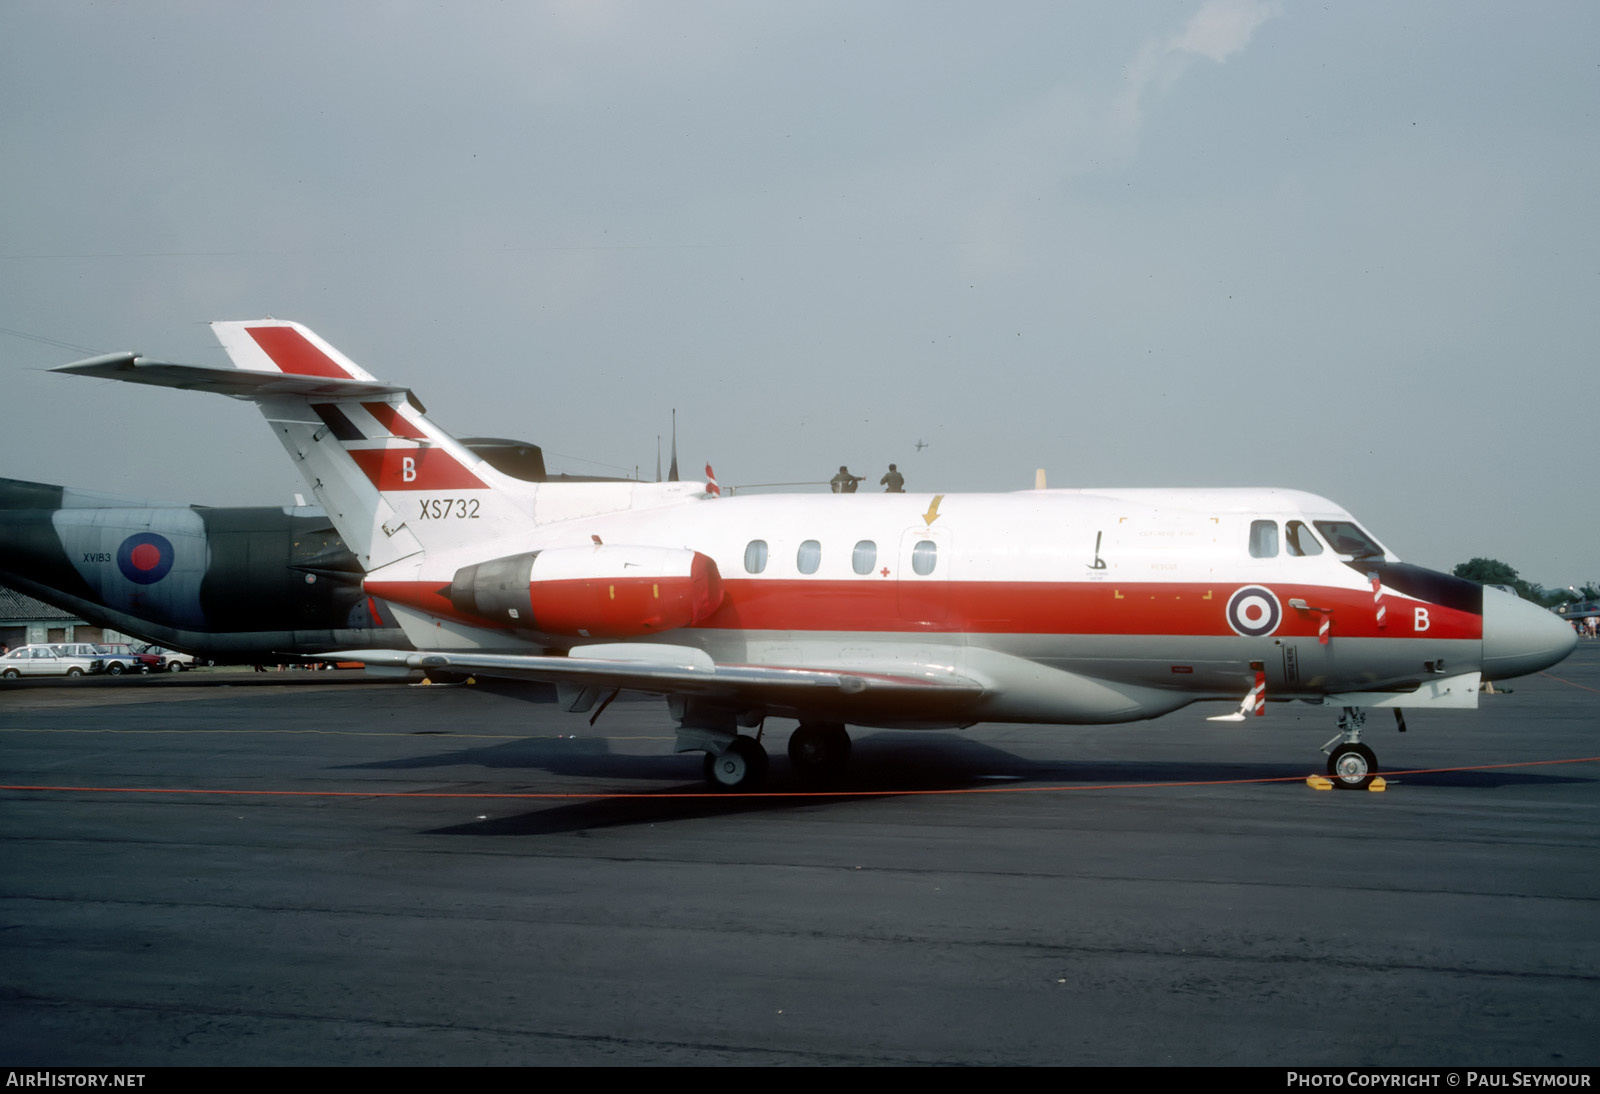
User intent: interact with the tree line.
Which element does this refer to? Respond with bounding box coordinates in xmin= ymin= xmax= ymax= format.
xmin=1452 ymin=558 xmax=1599 ymax=607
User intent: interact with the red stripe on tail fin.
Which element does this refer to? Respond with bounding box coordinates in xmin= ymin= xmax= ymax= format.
xmin=246 ymin=326 xmax=354 ymax=378
xmin=349 ymin=448 xmax=486 ymax=490
xmin=361 ymin=402 xmax=427 ymax=439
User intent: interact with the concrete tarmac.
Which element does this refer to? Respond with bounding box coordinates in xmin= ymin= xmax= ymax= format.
xmin=3 ymin=648 xmax=1598 ymax=1066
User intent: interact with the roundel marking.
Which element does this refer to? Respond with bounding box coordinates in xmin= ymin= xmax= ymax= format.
xmin=117 ymin=532 xmax=175 ymax=585
xmin=1226 ymin=585 xmax=1281 ymax=638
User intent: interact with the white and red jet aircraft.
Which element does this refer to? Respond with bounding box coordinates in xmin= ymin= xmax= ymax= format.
xmin=58 ymin=321 xmax=1576 ymax=790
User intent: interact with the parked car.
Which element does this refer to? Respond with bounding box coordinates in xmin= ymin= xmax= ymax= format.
xmin=90 ymin=642 xmax=156 ymax=675
xmin=134 ymin=644 xmax=197 ymax=672
xmin=0 ymin=643 xmax=102 ymax=678
xmin=54 ymin=642 xmax=137 ymax=675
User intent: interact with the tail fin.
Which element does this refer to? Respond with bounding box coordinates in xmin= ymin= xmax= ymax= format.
xmin=220 ymin=320 xmax=540 ymax=572
xmin=57 ymin=320 xmax=538 ymax=573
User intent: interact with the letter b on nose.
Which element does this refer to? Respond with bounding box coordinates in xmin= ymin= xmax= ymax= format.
xmin=1414 ymin=607 xmax=1430 ymax=632
xmin=403 ymin=456 xmax=416 ymax=483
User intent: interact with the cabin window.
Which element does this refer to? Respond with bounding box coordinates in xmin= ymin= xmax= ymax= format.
xmin=1285 ymin=521 xmax=1323 ymax=557
xmin=912 ymin=540 xmax=938 ymax=575
xmin=1313 ymin=521 xmax=1384 ymax=560
xmin=744 ymin=540 xmax=768 ymax=574
xmin=852 ymin=540 xmax=877 ymax=575
xmin=1249 ymin=520 xmax=1279 ymax=558
xmin=797 ymin=539 xmax=821 ymax=575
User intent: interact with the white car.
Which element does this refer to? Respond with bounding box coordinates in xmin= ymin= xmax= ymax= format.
xmin=0 ymin=644 xmax=102 ymax=679
xmin=54 ymin=642 xmax=143 ymax=675
xmin=135 ymin=644 xmax=198 ymax=672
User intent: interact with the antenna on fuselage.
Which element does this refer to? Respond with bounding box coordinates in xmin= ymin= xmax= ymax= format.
xmin=1035 ymin=468 xmax=1047 ymax=490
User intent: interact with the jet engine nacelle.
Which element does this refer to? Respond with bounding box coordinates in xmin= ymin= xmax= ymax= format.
xmin=446 ymin=545 xmax=724 ymax=638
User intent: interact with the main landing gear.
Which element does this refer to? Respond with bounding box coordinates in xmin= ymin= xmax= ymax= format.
xmin=703 ymin=735 xmax=769 ymax=790
xmin=786 ymin=721 xmax=852 ymax=783
xmin=1321 ymin=706 xmax=1388 ymax=790
xmin=685 ymin=720 xmax=856 ymax=791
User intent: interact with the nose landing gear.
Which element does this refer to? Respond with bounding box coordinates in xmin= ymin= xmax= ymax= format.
xmin=1322 ymin=706 xmax=1380 ymax=789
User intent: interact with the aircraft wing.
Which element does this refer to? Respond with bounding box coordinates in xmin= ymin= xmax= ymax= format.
xmin=334 ymin=643 xmax=988 ymax=713
xmin=54 ymin=353 xmax=408 ymax=400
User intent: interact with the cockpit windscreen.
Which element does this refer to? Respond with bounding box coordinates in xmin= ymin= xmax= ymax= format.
xmin=1312 ymin=520 xmax=1385 ymax=560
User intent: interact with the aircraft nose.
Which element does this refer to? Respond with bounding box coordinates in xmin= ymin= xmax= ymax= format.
xmin=1481 ymin=586 xmax=1578 ymax=681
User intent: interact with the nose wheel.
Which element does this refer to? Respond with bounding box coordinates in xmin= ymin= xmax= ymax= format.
xmin=1322 ymin=706 xmax=1380 ymax=790
xmin=1326 ymin=742 xmax=1379 ymax=789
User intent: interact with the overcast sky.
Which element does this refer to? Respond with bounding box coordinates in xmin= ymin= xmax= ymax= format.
xmin=3 ymin=1 xmax=1595 ymax=587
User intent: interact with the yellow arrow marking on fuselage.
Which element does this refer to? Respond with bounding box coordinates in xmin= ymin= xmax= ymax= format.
xmin=923 ymin=494 xmax=944 ymax=526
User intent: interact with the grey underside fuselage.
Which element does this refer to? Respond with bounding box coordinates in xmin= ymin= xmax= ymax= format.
xmin=644 ymin=628 xmax=1482 ymax=727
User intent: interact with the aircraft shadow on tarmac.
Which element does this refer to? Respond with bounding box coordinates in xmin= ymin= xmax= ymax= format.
xmin=344 ymin=729 xmax=1309 ymax=788
xmin=425 ymin=771 xmax=1597 ymax=838
xmin=393 ymin=733 xmax=1582 ymax=837
xmin=429 ymin=792 xmax=860 ymax=835
xmin=340 ymin=733 xmax=700 ymax=781
xmin=1393 ymin=768 xmax=1595 ymax=789
xmin=348 ymin=729 xmax=1592 ymax=786
xmin=394 ymin=730 xmax=1598 ymax=836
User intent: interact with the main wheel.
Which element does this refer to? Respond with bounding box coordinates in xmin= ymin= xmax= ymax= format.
xmin=703 ymin=736 xmax=769 ymax=791
xmin=1327 ymin=743 xmax=1379 ymax=790
xmin=788 ymin=722 xmax=852 ymax=780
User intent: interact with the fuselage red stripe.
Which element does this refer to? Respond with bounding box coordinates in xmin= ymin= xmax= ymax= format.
xmin=362 ymin=578 xmax=1482 ymax=640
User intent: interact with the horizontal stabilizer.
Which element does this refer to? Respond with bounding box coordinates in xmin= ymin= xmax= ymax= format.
xmin=54 ymin=320 xmax=542 ymax=575
xmin=54 ymin=353 xmax=407 ymax=401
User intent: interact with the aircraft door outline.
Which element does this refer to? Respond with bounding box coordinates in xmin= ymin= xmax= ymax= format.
xmin=897 ymin=527 xmax=950 ymax=626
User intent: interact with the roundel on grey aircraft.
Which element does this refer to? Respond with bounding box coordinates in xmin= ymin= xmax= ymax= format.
xmin=1226 ymin=585 xmax=1281 ymax=638
xmin=117 ymin=532 xmax=175 ymax=585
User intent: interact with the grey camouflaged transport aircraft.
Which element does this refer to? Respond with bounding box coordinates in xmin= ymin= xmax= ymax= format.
xmin=56 ymin=320 xmax=1577 ymax=790
xmin=0 ymin=475 xmax=405 ymax=663
xmin=0 ymin=440 xmax=605 ymax=664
